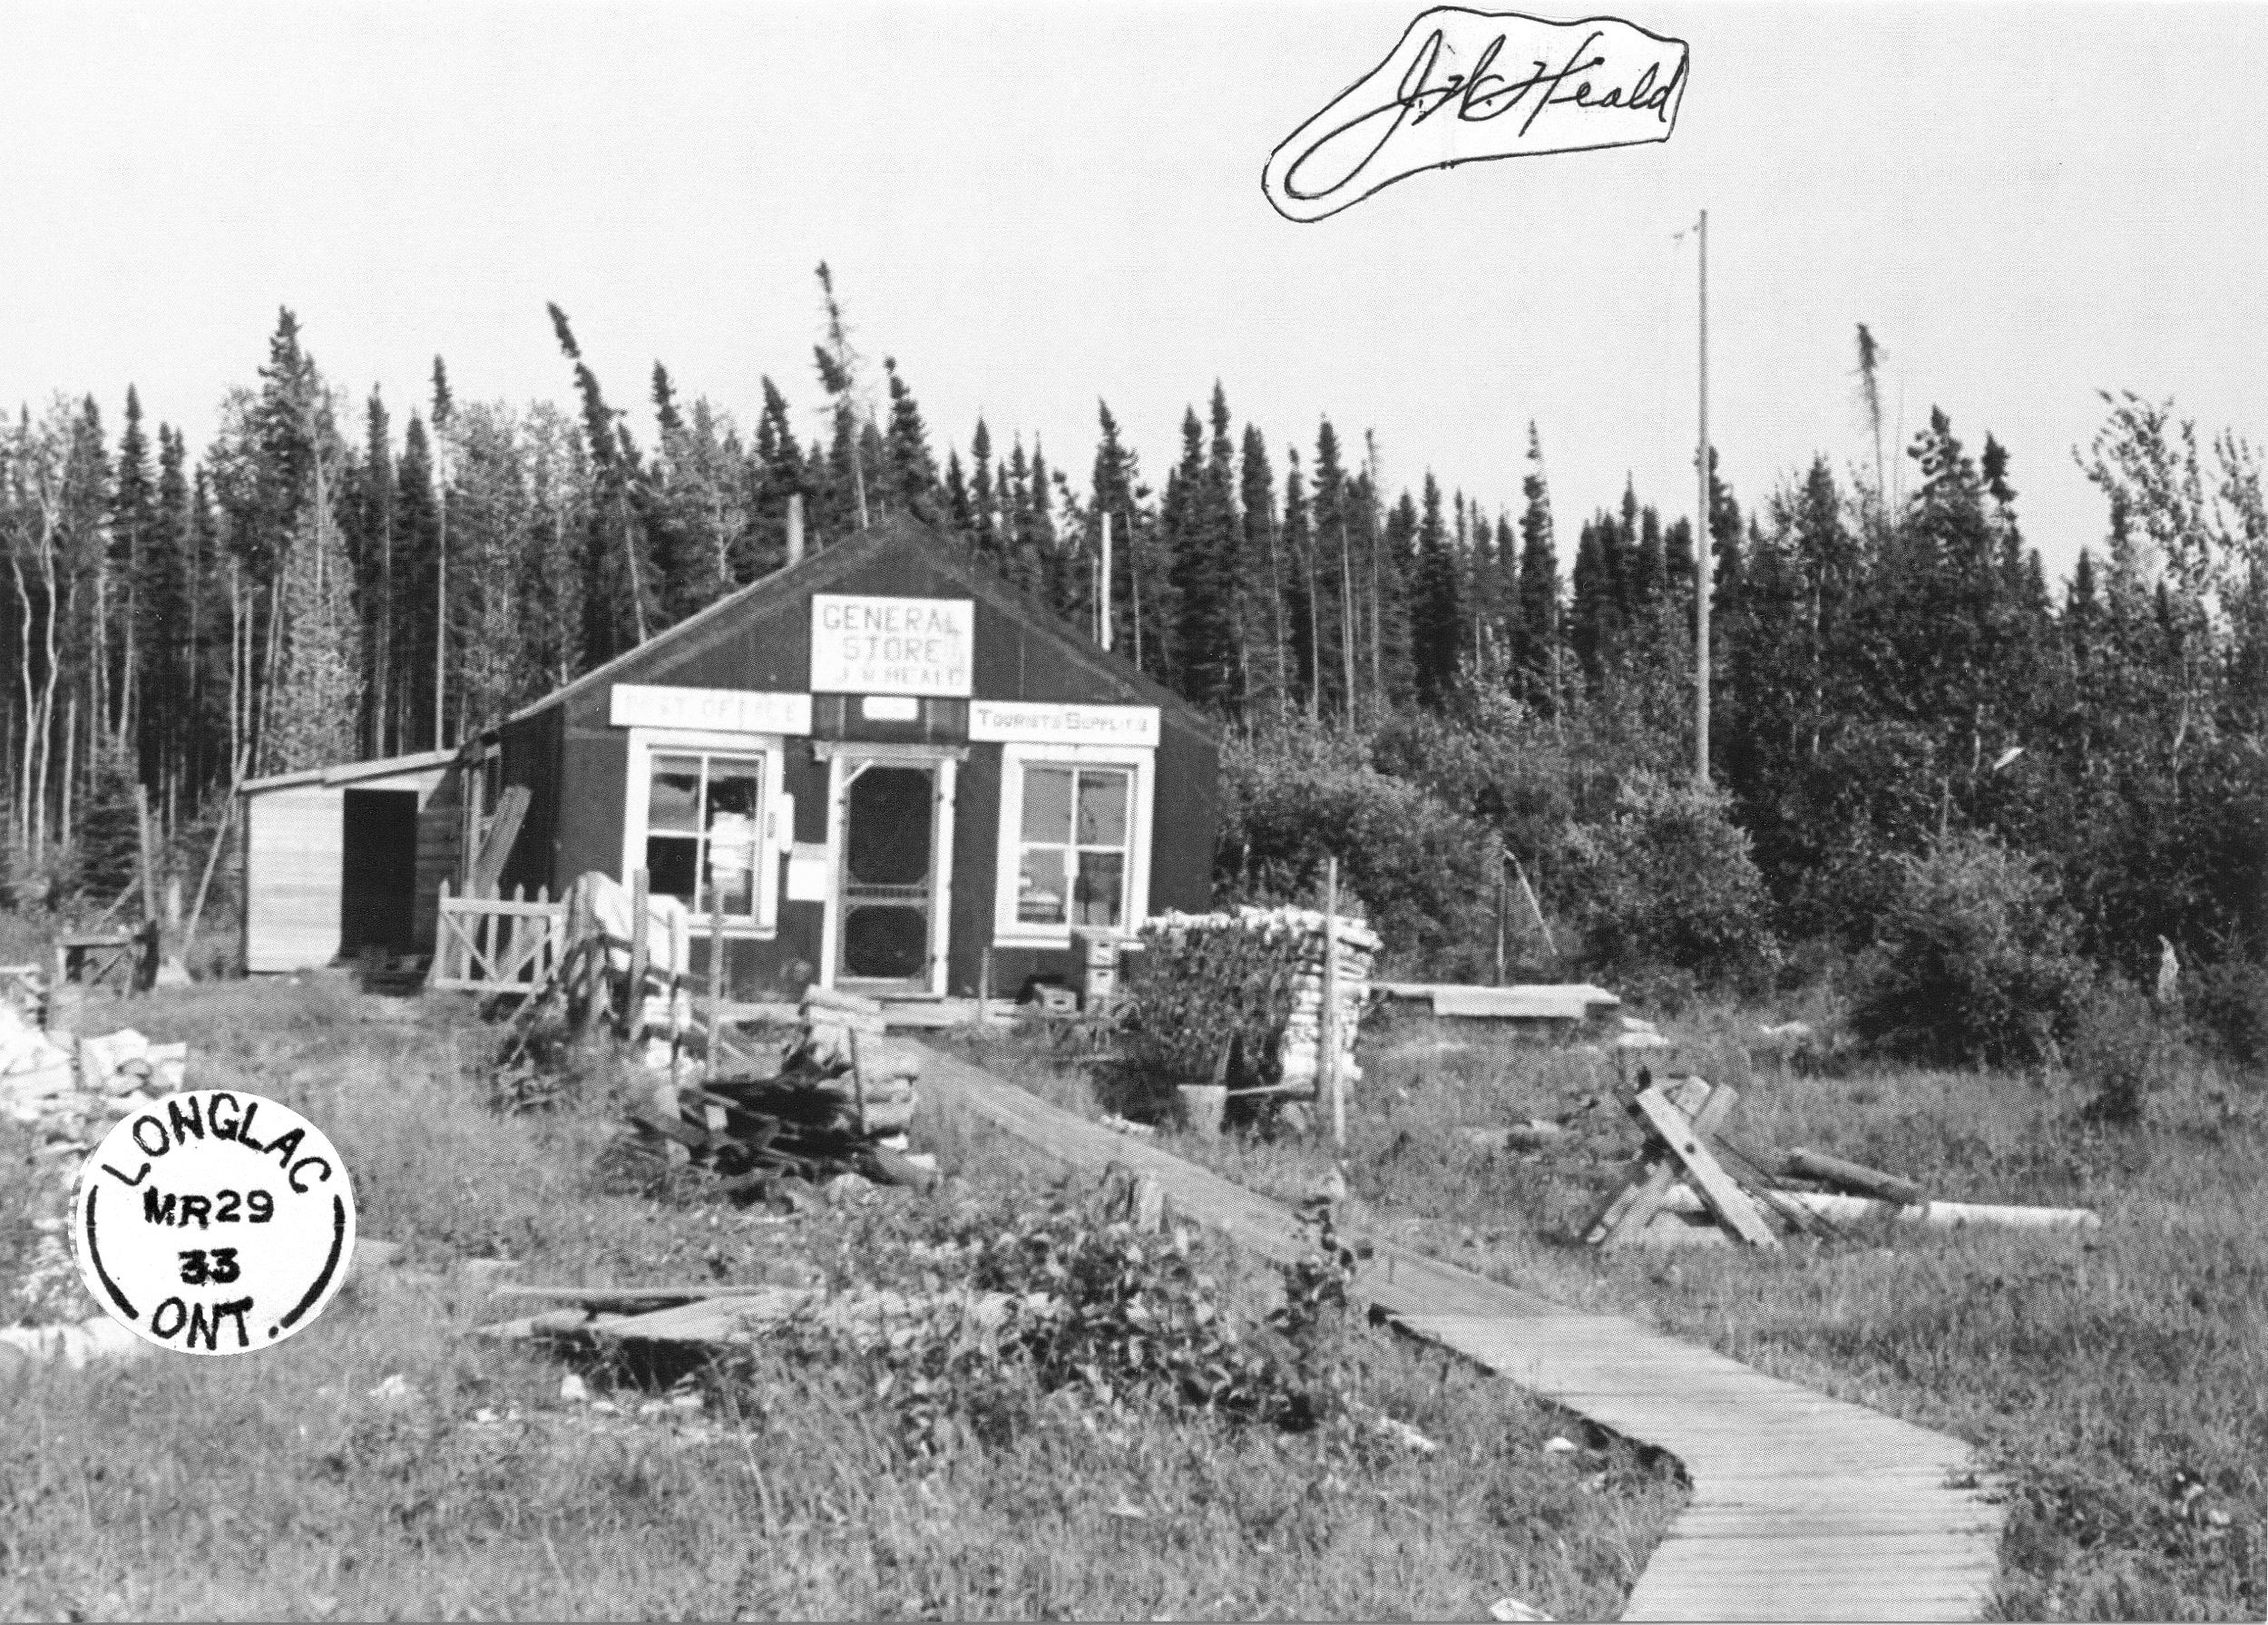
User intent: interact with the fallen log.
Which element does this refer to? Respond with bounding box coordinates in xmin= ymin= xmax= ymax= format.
xmin=1658 ymin=1186 xmax=2099 ymax=1230
xmin=1782 ymin=1146 xmax=1926 ymax=1207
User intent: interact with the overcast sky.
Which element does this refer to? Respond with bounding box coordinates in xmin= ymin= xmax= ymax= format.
xmin=4 ymin=1 xmax=2262 ymax=582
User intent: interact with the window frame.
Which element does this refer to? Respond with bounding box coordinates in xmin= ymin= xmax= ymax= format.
xmin=621 ymin=727 xmax=789 ymax=936
xmin=991 ymin=741 xmax=1153 ymax=948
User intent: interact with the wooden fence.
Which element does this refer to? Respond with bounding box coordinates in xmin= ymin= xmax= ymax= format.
xmin=428 ymin=881 xmax=565 ymax=994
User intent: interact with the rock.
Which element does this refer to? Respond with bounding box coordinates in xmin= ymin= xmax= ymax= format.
xmin=1374 ymin=1415 xmax=1440 ymax=1454
xmin=1542 ymin=1435 xmax=1579 ymax=1454
xmin=560 ymin=1373 xmax=591 ymax=1404
xmin=367 ymin=1374 xmax=415 ymax=1403
xmin=1613 ymin=1031 xmax=1672 ymax=1052
xmin=1489 ymin=1598 xmax=1554 ymax=1622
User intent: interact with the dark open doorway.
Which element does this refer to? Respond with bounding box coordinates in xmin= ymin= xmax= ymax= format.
xmin=341 ymin=788 xmax=419 ymax=959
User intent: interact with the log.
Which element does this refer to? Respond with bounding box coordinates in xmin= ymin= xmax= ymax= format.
xmin=1657 ymin=1186 xmax=2099 ymax=1230
xmin=1784 ymin=1147 xmax=1926 ymax=1207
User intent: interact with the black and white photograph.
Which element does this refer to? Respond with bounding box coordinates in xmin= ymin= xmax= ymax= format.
xmin=1 ymin=2 xmax=2263 ymax=1620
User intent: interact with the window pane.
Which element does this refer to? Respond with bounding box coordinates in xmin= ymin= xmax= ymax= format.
xmin=648 ymin=756 xmax=702 ymax=833
xmin=1020 ymin=767 xmax=1074 ymax=844
xmin=705 ymin=765 xmax=762 ymax=915
xmin=646 ymin=835 xmax=699 ymax=906
xmin=1072 ymin=850 xmax=1125 ymax=927
xmin=1017 ymin=847 xmax=1070 ymax=925
xmin=706 ymin=766 xmax=761 ymax=821
xmin=1074 ymin=770 xmax=1129 ymax=847
xmin=707 ymin=848 xmax=756 ymax=915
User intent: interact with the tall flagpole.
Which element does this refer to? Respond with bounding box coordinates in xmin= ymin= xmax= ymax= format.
xmin=1695 ymin=209 xmax=1711 ymax=787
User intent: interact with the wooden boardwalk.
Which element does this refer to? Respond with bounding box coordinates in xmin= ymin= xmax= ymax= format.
xmin=918 ymin=1046 xmax=2005 ymax=1621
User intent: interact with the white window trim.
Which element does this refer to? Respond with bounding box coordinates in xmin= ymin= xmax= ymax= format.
xmin=621 ymin=726 xmax=789 ymax=938
xmin=992 ymin=742 xmax=1154 ymax=949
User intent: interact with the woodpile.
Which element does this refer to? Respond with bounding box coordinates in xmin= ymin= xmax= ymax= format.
xmin=621 ymin=984 xmax=937 ymax=1200
xmin=1144 ymin=905 xmax=1382 ymax=1098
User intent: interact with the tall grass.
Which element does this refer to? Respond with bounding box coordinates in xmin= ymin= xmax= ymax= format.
xmin=946 ymin=1001 xmax=2268 ymax=1621
xmin=2 ymin=974 xmax=1686 ymax=1620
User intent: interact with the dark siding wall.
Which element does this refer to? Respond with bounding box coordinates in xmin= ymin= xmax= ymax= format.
xmin=946 ymin=745 xmax=1003 ymax=995
xmin=1149 ymin=720 xmax=1220 ymax=915
xmin=412 ymin=763 xmax=464 ymax=946
xmin=498 ymin=710 xmax=563 ymax=897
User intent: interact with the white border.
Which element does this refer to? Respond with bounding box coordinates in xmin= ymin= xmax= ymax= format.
xmin=991 ymin=741 xmax=1154 ymax=949
xmin=621 ymin=726 xmax=788 ymax=937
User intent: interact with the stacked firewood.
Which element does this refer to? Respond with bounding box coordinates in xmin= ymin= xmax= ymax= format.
xmin=621 ymin=985 xmax=935 ymax=1200
xmin=1273 ymin=908 xmax=1382 ymax=1094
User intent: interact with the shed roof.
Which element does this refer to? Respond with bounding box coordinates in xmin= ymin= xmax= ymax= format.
xmin=503 ymin=516 xmax=1217 ymax=739
xmin=241 ymin=747 xmax=457 ymax=795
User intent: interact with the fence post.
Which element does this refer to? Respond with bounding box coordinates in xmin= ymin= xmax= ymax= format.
xmin=626 ymin=869 xmax=650 ymax=1038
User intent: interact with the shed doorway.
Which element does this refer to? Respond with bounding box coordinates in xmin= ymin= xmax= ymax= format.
xmin=341 ymin=788 xmax=419 ymax=958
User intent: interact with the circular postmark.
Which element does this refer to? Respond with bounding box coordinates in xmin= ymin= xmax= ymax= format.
xmin=69 ymin=1091 xmax=356 ymax=1356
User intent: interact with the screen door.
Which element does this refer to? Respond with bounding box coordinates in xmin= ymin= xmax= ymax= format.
xmin=835 ymin=759 xmax=939 ymax=992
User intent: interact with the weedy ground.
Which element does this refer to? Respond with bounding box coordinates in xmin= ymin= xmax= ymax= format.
xmin=0 ymin=974 xmax=1685 ymax=1621
xmin=953 ymin=998 xmax=2268 ymax=1623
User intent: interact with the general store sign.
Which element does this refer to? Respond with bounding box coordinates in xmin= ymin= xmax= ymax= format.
xmin=810 ymin=596 xmax=973 ymax=697
xmin=611 ymin=684 xmax=813 ymax=735
xmin=968 ymin=701 xmax=1159 ymax=749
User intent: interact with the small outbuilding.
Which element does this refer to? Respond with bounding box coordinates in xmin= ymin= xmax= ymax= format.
xmin=238 ymin=748 xmax=460 ymax=973
xmin=240 ymin=516 xmax=1222 ymax=1003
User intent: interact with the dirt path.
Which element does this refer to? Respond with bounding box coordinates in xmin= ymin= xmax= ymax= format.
xmin=919 ymin=1045 xmax=2005 ymax=1622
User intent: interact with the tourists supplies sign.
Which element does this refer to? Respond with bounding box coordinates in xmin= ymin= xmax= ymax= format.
xmin=968 ymin=701 xmax=1160 ymax=748
xmin=810 ymin=596 xmax=973 ymax=697
xmin=72 ymin=1091 xmax=356 ymax=1356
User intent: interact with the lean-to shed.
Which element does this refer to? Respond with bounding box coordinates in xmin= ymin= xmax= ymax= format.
xmin=237 ymin=749 xmax=461 ymax=973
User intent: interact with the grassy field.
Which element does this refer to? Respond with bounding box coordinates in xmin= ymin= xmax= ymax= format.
xmin=951 ymin=998 xmax=2268 ymax=1622
xmin=2 ymin=974 xmax=1685 ymax=1621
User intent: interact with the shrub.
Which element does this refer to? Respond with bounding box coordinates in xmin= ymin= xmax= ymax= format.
xmin=1848 ymin=832 xmax=2094 ymax=1068
xmin=2188 ymin=956 xmax=2268 ymax=1070
xmin=1217 ymin=724 xmax=1493 ymax=978
xmin=1559 ymin=770 xmax=1782 ymax=993
xmin=2066 ymin=978 xmax=2190 ymax=1125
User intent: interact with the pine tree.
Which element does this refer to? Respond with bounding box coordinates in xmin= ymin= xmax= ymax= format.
xmin=881 ymin=357 xmax=940 ymax=524
xmin=1238 ymin=424 xmax=1289 ymax=722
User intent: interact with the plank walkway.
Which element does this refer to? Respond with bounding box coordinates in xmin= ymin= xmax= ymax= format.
xmin=918 ymin=1044 xmax=2005 ymax=1621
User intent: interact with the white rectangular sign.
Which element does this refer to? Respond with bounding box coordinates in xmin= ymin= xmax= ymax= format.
xmin=810 ymin=595 xmax=973 ymax=697
xmin=968 ymin=701 xmax=1160 ymax=749
xmin=611 ymin=683 xmax=813 ymax=736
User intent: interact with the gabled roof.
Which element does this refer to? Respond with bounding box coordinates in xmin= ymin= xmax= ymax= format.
xmin=241 ymin=747 xmax=457 ymax=795
xmin=503 ymin=515 xmax=1217 ymax=739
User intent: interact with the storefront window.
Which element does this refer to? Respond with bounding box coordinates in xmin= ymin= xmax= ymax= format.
xmin=645 ymin=752 xmax=764 ymax=918
xmin=1014 ymin=764 xmax=1132 ymax=928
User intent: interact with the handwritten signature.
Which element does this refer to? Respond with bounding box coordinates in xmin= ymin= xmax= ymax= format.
xmin=1263 ymin=8 xmax=1688 ymax=222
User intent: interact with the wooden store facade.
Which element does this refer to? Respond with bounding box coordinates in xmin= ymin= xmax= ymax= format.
xmin=443 ymin=517 xmax=1218 ymax=1002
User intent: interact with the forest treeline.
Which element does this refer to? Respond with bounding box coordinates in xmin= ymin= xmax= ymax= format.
xmin=2 ymin=284 xmax=2261 ymax=995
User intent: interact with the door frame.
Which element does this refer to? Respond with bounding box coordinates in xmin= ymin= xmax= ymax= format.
xmin=815 ymin=742 xmax=963 ymax=996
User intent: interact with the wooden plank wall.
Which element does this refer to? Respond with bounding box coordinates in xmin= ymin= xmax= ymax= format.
xmin=245 ymin=784 xmax=344 ymax=971
xmin=413 ymin=762 xmax=464 ymax=954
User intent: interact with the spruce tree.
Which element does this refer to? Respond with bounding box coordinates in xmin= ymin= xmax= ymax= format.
xmin=1516 ymin=423 xmax=1560 ymax=714
xmin=1411 ymin=473 xmax=1462 ymax=710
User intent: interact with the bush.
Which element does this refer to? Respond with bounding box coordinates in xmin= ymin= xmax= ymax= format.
xmin=1849 ymin=832 xmax=2094 ymax=1068
xmin=2188 ymin=957 xmax=2268 ymax=1070
xmin=1559 ymin=771 xmax=1783 ymax=993
xmin=2066 ymin=978 xmax=2190 ymax=1125
xmin=1217 ymin=724 xmax=1493 ymax=978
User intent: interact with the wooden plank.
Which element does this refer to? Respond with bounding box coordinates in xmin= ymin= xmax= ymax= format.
xmin=1589 ymin=1082 xmax=1739 ymax=1247
xmin=468 ymin=785 xmax=531 ymax=896
xmin=1630 ymin=1083 xmax=1780 ymax=1248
